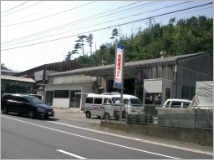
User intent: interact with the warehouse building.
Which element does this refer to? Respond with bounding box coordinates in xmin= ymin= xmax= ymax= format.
xmin=44 ymin=52 xmax=213 ymax=109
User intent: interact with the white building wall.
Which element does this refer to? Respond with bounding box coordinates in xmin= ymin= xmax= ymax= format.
xmin=51 ymin=75 xmax=96 ymax=84
xmin=144 ymin=79 xmax=163 ymax=93
xmin=53 ymin=98 xmax=70 ymax=108
xmin=143 ymin=78 xmax=173 ymax=104
xmin=45 ymin=81 xmax=94 ymax=109
xmin=45 ymin=84 xmax=82 ymax=91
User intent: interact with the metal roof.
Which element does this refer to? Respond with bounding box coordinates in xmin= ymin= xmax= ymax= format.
xmin=1 ymin=70 xmax=20 ymax=74
xmin=14 ymin=59 xmax=84 ymax=76
xmin=48 ymin=52 xmax=211 ymax=77
xmin=1 ymin=75 xmax=36 ymax=83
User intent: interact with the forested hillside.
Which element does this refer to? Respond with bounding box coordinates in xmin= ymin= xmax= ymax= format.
xmin=68 ymin=16 xmax=213 ymax=67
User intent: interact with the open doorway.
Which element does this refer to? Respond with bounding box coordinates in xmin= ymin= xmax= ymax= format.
xmin=45 ymin=91 xmax=53 ymax=106
xmin=107 ymin=79 xmax=135 ymax=95
xmin=70 ymin=90 xmax=81 ymax=108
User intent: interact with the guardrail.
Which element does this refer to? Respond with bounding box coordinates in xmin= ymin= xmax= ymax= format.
xmin=101 ymin=105 xmax=213 ymax=131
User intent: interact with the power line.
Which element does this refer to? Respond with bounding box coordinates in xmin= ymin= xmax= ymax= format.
xmin=1 ymin=1 xmax=29 ymax=14
xmin=154 ymin=6 xmax=212 ymax=25
xmin=2 ymin=1 xmax=191 ymax=47
xmin=2 ymin=2 xmax=212 ymax=51
xmin=2 ymin=1 xmax=44 ymax=17
xmin=1 ymin=1 xmax=158 ymax=45
xmin=1 ymin=1 xmax=97 ymax=27
xmin=2 ymin=1 xmax=72 ymax=23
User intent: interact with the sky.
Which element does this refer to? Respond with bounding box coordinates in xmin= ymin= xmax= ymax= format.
xmin=1 ymin=1 xmax=213 ymax=72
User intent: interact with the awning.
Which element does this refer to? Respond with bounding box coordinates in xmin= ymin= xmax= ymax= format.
xmin=84 ymin=69 xmax=141 ymax=77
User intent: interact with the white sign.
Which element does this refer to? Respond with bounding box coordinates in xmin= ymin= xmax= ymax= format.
xmin=114 ymin=44 xmax=124 ymax=89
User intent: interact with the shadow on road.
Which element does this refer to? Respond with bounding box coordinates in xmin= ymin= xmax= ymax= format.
xmin=2 ymin=112 xmax=59 ymax=121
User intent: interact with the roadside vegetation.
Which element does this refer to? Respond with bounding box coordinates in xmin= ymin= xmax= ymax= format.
xmin=64 ymin=16 xmax=213 ymax=67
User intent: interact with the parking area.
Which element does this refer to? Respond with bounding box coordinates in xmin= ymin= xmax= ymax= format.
xmin=53 ymin=107 xmax=101 ymax=124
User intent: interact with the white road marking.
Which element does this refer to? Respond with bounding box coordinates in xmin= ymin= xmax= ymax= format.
xmin=48 ymin=121 xmax=143 ymax=140
xmin=57 ymin=149 xmax=86 ymax=159
xmin=0 ymin=115 xmax=190 ymax=159
xmin=48 ymin=121 xmax=213 ymax=156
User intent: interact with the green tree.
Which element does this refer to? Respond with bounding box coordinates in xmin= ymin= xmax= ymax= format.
xmin=5 ymin=82 xmax=29 ymax=93
xmin=74 ymin=16 xmax=213 ymax=67
xmin=63 ymin=50 xmax=78 ymax=61
xmin=86 ymin=33 xmax=93 ymax=55
xmin=110 ymin=28 xmax=119 ymax=43
xmin=75 ymin=35 xmax=87 ymax=55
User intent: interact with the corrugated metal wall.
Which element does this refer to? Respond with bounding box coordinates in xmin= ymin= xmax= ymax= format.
xmin=176 ymin=54 xmax=213 ymax=87
xmin=141 ymin=65 xmax=176 ymax=82
xmin=139 ymin=54 xmax=213 ymax=99
xmin=49 ymin=75 xmax=96 ymax=84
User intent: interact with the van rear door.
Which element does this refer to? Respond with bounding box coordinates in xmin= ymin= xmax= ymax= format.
xmin=103 ymin=98 xmax=114 ymax=117
xmin=92 ymin=97 xmax=103 ymax=116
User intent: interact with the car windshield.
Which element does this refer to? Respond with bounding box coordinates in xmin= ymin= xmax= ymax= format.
xmin=26 ymin=96 xmax=43 ymax=104
xmin=130 ymin=98 xmax=143 ymax=106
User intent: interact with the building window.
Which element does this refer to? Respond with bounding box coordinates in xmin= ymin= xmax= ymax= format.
xmin=45 ymin=91 xmax=53 ymax=106
xmin=54 ymin=90 xmax=69 ymax=98
xmin=145 ymin=93 xmax=162 ymax=104
xmin=70 ymin=90 xmax=81 ymax=108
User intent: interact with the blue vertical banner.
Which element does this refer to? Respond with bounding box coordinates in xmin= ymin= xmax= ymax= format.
xmin=114 ymin=43 xmax=124 ymax=89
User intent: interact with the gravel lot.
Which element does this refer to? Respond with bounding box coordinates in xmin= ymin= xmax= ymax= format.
xmin=53 ymin=107 xmax=101 ymax=125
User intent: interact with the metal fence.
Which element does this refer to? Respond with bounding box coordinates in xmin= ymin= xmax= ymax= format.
xmin=101 ymin=105 xmax=213 ymax=131
xmin=156 ymin=107 xmax=213 ymax=130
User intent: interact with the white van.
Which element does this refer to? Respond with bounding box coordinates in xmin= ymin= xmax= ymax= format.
xmin=163 ymin=98 xmax=191 ymax=108
xmin=83 ymin=94 xmax=122 ymax=120
xmin=83 ymin=93 xmax=145 ymax=120
xmin=111 ymin=94 xmax=145 ymax=116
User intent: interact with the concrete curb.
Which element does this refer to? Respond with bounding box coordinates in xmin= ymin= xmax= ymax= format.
xmin=52 ymin=107 xmax=83 ymax=113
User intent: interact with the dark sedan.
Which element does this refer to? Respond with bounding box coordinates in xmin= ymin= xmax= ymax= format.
xmin=1 ymin=94 xmax=54 ymax=119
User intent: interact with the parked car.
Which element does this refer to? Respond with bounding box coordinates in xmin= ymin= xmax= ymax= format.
xmin=163 ymin=98 xmax=191 ymax=108
xmin=1 ymin=94 xmax=54 ymax=119
xmin=1 ymin=93 xmax=12 ymax=98
xmin=29 ymin=94 xmax=42 ymax=100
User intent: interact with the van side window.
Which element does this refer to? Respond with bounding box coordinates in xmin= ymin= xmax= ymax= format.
xmin=94 ymin=98 xmax=102 ymax=104
xmin=123 ymin=99 xmax=129 ymax=104
xmin=103 ymin=98 xmax=112 ymax=104
xmin=86 ymin=98 xmax=93 ymax=103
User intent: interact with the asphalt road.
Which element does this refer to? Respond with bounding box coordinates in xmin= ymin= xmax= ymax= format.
xmin=1 ymin=111 xmax=213 ymax=159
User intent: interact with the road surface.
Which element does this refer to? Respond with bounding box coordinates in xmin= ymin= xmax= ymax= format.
xmin=1 ymin=113 xmax=212 ymax=159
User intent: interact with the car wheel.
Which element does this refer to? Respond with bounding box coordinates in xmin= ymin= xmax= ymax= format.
xmin=115 ymin=115 xmax=119 ymax=120
xmin=2 ymin=106 xmax=8 ymax=114
xmin=28 ymin=110 xmax=35 ymax=119
xmin=86 ymin=111 xmax=91 ymax=118
xmin=104 ymin=113 xmax=110 ymax=120
xmin=44 ymin=116 xmax=49 ymax=119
